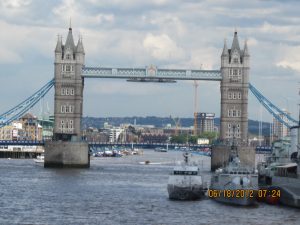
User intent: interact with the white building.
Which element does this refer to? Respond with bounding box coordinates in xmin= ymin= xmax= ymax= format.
xmin=272 ymin=109 xmax=290 ymax=139
xmin=194 ymin=113 xmax=215 ymax=134
xmin=109 ymin=128 xmax=124 ymax=143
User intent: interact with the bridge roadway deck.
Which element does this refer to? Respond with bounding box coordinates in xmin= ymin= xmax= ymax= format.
xmin=82 ymin=66 xmax=222 ymax=81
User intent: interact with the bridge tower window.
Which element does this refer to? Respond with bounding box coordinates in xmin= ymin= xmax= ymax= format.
xmin=61 ymin=105 xmax=65 ymax=113
xmin=232 ymin=110 xmax=236 ymax=117
xmin=69 ymin=120 xmax=73 ymax=129
xmin=60 ymin=120 xmax=64 ymax=130
xmin=66 ymin=65 xmax=72 ymax=72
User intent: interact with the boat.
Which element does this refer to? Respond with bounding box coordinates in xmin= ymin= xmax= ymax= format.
xmin=257 ymin=126 xmax=300 ymax=208
xmin=210 ymin=156 xmax=259 ymax=205
xmin=167 ymin=152 xmax=205 ymax=200
xmin=34 ymin=154 xmax=44 ymax=163
xmin=210 ymin=131 xmax=258 ymax=206
xmin=154 ymin=147 xmax=167 ymax=152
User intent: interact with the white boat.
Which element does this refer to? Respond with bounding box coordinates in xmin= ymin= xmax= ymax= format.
xmin=154 ymin=147 xmax=167 ymax=152
xmin=34 ymin=155 xmax=44 ymax=163
xmin=167 ymin=152 xmax=205 ymax=200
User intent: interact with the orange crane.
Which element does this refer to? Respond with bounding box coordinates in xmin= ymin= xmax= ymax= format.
xmin=171 ymin=117 xmax=181 ymax=136
xmin=193 ymin=80 xmax=199 ymax=135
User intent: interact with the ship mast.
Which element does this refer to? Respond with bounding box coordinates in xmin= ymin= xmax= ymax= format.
xmin=298 ymin=83 xmax=300 ymax=161
xmin=230 ymin=125 xmax=238 ymax=162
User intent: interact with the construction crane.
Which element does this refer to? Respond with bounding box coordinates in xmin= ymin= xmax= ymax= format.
xmin=193 ymin=80 xmax=199 ymax=135
xmin=171 ymin=116 xmax=181 ymax=136
xmin=193 ymin=64 xmax=202 ymax=136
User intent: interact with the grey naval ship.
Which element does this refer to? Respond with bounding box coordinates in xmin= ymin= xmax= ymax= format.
xmin=210 ymin=134 xmax=258 ymax=206
xmin=258 ymin=125 xmax=300 ymax=208
xmin=167 ymin=152 xmax=205 ymax=200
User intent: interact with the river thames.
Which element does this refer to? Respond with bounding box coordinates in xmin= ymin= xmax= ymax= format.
xmin=0 ymin=150 xmax=299 ymax=225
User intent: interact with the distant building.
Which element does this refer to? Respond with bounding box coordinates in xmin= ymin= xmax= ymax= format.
xmin=0 ymin=114 xmax=54 ymax=141
xmin=83 ymin=127 xmax=109 ymax=142
xmin=0 ymin=122 xmax=22 ymax=141
xmin=163 ymin=127 xmax=193 ymax=136
xmin=38 ymin=116 xmax=54 ymax=140
xmin=109 ymin=128 xmax=123 ymax=142
xmin=194 ymin=113 xmax=215 ymax=134
xmin=272 ymin=109 xmax=290 ymax=139
xmin=141 ymin=134 xmax=168 ymax=143
xmin=0 ymin=125 xmax=14 ymax=140
xmin=19 ymin=113 xmax=43 ymax=141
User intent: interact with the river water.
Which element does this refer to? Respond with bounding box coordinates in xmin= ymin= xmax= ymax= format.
xmin=0 ymin=150 xmax=299 ymax=225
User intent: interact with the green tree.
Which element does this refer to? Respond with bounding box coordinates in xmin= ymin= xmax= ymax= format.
xmin=170 ymin=134 xmax=187 ymax=144
xmin=198 ymin=131 xmax=218 ymax=143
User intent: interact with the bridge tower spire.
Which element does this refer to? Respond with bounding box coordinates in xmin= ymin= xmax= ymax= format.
xmin=220 ymin=30 xmax=249 ymax=145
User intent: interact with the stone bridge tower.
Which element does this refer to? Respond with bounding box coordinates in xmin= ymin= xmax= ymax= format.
xmin=220 ymin=31 xmax=249 ymax=144
xmin=45 ymin=26 xmax=89 ymax=168
xmin=53 ymin=26 xmax=85 ymax=141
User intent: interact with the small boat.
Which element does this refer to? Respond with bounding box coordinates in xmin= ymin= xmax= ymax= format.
xmin=139 ymin=161 xmax=161 ymax=165
xmin=167 ymin=152 xmax=205 ymax=200
xmin=34 ymin=155 xmax=44 ymax=163
xmin=154 ymin=147 xmax=167 ymax=152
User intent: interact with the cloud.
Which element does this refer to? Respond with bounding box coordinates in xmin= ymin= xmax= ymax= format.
xmin=0 ymin=0 xmax=300 ymax=119
xmin=143 ymin=33 xmax=186 ymax=61
xmin=0 ymin=46 xmax=22 ymax=64
xmin=52 ymin=0 xmax=115 ymax=28
xmin=1 ymin=0 xmax=31 ymax=8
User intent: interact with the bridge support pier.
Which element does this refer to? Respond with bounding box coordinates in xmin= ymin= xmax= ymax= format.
xmin=211 ymin=145 xmax=255 ymax=171
xmin=44 ymin=141 xmax=90 ymax=168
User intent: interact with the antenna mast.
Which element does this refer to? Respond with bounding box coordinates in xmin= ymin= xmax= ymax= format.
xmin=193 ymin=64 xmax=202 ymax=136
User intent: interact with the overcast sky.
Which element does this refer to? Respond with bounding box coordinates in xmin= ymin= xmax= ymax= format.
xmin=0 ymin=0 xmax=299 ymax=122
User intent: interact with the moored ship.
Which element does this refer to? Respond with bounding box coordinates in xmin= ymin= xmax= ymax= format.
xmin=210 ymin=155 xmax=259 ymax=205
xmin=210 ymin=128 xmax=258 ymax=206
xmin=167 ymin=152 xmax=205 ymax=200
xmin=258 ymin=126 xmax=300 ymax=208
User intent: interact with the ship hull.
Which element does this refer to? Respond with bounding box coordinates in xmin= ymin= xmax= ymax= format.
xmin=271 ymin=177 xmax=300 ymax=208
xmin=259 ymin=171 xmax=300 ymax=208
xmin=167 ymin=184 xmax=204 ymax=200
xmin=211 ymin=189 xmax=257 ymax=206
xmin=279 ymin=189 xmax=300 ymax=208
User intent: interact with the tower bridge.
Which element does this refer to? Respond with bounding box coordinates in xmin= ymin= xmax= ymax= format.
xmin=49 ymin=26 xmax=249 ymax=167
xmin=53 ymin=26 xmax=249 ymax=146
xmin=0 ymin=26 xmax=297 ymax=168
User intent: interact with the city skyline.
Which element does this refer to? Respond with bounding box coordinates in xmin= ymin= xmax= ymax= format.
xmin=0 ymin=0 xmax=299 ymax=122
